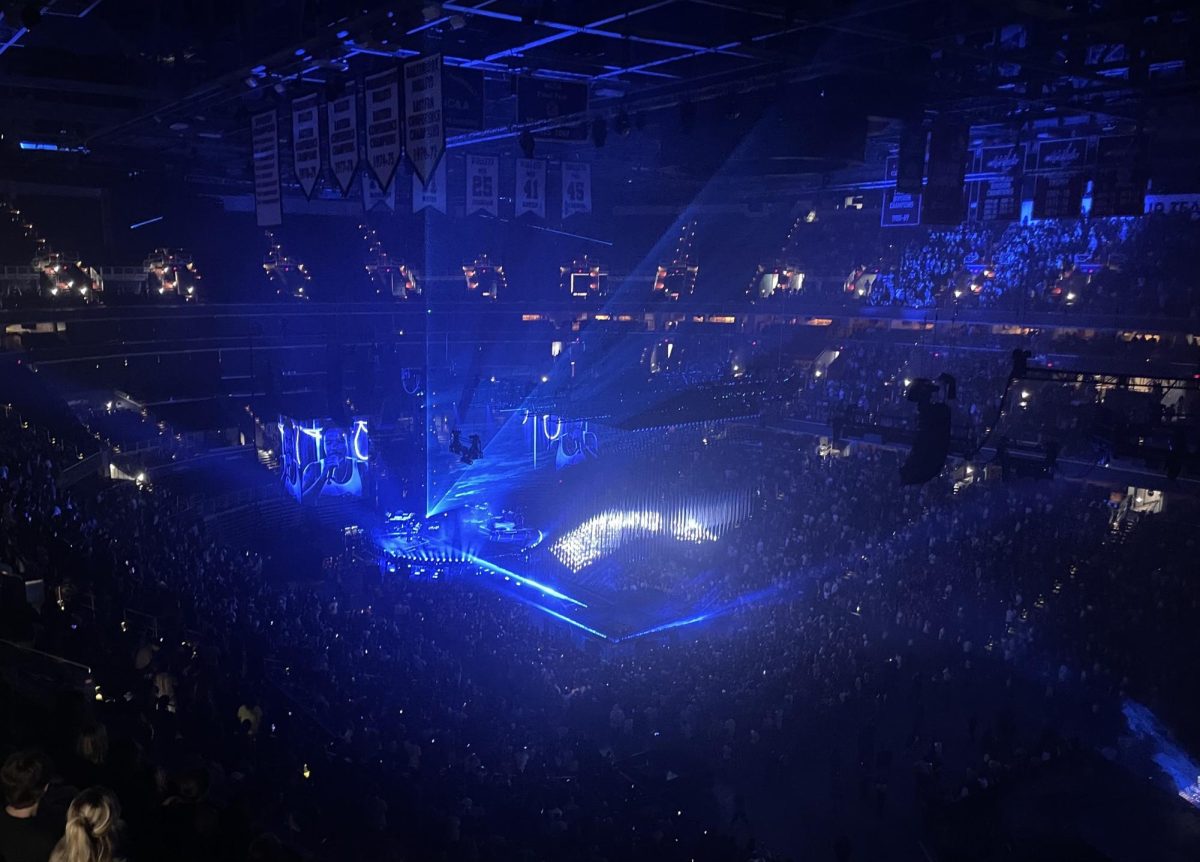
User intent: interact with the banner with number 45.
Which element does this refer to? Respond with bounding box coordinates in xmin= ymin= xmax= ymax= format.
xmin=561 ymin=162 xmax=591 ymax=219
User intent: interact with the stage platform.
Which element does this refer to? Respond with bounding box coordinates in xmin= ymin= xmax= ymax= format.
xmin=371 ymin=482 xmax=771 ymax=642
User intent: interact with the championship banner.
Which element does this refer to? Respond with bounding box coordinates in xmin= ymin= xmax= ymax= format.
xmin=515 ymin=158 xmax=546 ymax=218
xmin=977 ymin=143 xmax=1026 ymax=176
xmin=465 ymin=154 xmax=499 ymax=216
xmin=517 ymin=78 xmax=588 ymax=140
xmin=1091 ymin=136 xmax=1145 ymax=218
xmin=1033 ymin=174 xmax=1083 ymax=219
xmin=363 ymin=170 xmax=395 ymax=212
xmin=327 ymin=86 xmax=358 ymax=198
xmin=404 ymin=54 xmax=444 ymax=187
xmin=364 ymin=69 xmax=402 ymax=192
xmin=443 ymin=67 xmax=485 ymax=131
xmin=1037 ymin=138 xmax=1088 ymax=172
xmin=979 ymin=176 xmax=1020 ymax=221
xmin=291 ymin=94 xmax=321 ymax=200
xmin=975 ymin=143 xmax=1025 ymax=221
xmin=252 ymin=110 xmax=282 ymax=227
xmin=412 ymin=157 xmax=447 ymax=214
xmin=561 ymin=162 xmax=591 ymax=218
xmin=881 ymin=190 xmax=921 ymax=227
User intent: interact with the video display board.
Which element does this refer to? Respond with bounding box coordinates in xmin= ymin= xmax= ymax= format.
xmin=278 ymin=417 xmax=369 ymax=503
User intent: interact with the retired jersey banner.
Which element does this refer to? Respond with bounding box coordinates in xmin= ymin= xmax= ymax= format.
xmin=515 ymin=158 xmax=546 ymax=218
xmin=561 ymin=162 xmax=591 ymax=218
xmin=327 ymin=86 xmax=358 ymax=198
xmin=291 ymin=94 xmax=321 ymax=199
xmin=252 ymin=110 xmax=282 ymax=227
xmin=363 ymin=170 xmax=395 ymax=212
xmin=412 ymin=157 xmax=446 ymax=214
xmin=465 ymin=155 xmax=499 ymax=216
xmin=404 ymin=54 xmax=444 ymax=187
xmin=364 ymin=69 xmax=402 ymax=192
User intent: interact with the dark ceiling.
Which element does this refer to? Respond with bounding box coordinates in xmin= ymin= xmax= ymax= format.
xmin=1 ymin=0 xmax=1199 ymax=187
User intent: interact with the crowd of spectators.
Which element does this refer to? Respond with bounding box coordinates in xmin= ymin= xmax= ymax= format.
xmin=772 ymin=213 xmax=1200 ymax=317
xmin=786 ymin=331 xmax=1198 ymax=465
xmin=3 ymin=347 xmax=1199 ymax=861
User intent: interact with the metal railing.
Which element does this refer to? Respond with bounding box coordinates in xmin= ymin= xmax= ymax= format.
xmin=0 ymin=639 xmax=94 ymax=694
xmin=121 ymin=608 xmax=160 ymax=641
xmin=0 ymin=639 xmax=92 ymax=674
xmin=59 ymin=450 xmax=105 ymax=488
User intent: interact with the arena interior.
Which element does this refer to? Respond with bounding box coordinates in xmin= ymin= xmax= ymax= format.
xmin=2 ymin=2 xmax=1200 ymax=861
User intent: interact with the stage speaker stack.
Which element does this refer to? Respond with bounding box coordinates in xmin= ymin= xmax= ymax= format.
xmin=923 ymin=120 xmax=969 ymax=224
xmin=895 ymin=120 xmax=928 ymax=195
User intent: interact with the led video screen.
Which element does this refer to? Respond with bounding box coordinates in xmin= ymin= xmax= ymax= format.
xmin=278 ymin=417 xmax=369 ymax=503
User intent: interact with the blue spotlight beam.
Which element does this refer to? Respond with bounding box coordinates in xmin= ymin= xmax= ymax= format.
xmin=613 ymin=584 xmax=784 ymax=643
xmin=1122 ymin=699 xmax=1200 ymax=805
xmin=493 ymin=217 xmax=614 ymax=246
xmin=614 ymin=613 xmax=712 ymax=642
xmin=465 ymin=553 xmax=588 ymax=608
xmin=526 ymin=602 xmax=608 ymax=640
xmin=431 ymin=108 xmax=786 ymax=513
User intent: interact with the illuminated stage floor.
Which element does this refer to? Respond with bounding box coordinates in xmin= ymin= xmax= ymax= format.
xmin=400 ymin=429 xmax=778 ymax=641
xmin=375 ymin=500 xmax=769 ymax=643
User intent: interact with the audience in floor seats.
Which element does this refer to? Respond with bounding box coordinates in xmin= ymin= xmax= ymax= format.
xmin=3 ymin=374 xmax=1198 ymax=862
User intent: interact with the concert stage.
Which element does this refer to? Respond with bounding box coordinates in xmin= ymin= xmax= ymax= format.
xmin=375 ymin=436 xmax=772 ymax=642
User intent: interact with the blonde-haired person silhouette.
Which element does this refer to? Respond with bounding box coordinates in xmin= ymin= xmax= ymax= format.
xmin=48 ymin=788 xmax=121 ymax=862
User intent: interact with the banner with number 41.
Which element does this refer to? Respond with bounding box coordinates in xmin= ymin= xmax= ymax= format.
xmin=516 ymin=158 xmax=546 ymax=219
